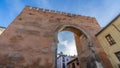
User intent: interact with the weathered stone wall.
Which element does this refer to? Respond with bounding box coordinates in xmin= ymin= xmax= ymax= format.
xmin=0 ymin=6 xmax=112 ymax=68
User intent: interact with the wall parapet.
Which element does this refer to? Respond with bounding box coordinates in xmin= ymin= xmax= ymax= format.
xmin=25 ymin=6 xmax=94 ymax=19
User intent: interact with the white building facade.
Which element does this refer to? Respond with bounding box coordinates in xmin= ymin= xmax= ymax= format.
xmin=0 ymin=26 xmax=5 ymax=35
xmin=57 ymin=52 xmax=76 ymax=68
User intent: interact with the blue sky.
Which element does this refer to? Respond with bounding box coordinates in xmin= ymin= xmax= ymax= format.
xmin=58 ymin=31 xmax=77 ymax=55
xmin=0 ymin=0 xmax=120 ymax=27
xmin=0 ymin=0 xmax=120 ymax=55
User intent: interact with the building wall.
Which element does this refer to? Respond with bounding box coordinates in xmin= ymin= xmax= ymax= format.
xmin=0 ymin=27 xmax=5 ymax=34
xmin=64 ymin=56 xmax=71 ymax=68
xmin=0 ymin=6 xmax=112 ymax=68
xmin=57 ymin=55 xmax=71 ymax=68
xmin=57 ymin=57 xmax=62 ymax=68
xmin=96 ymin=15 xmax=120 ymax=68
xmin=67 ymin=58 xmax=80 ymax=68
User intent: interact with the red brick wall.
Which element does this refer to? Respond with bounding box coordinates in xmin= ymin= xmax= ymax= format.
xmin=0 ymin=6 xmax=112 ymax=68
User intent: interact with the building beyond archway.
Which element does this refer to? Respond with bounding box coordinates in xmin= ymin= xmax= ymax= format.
xmin=0 ymin=6 xmax=112 ymax=68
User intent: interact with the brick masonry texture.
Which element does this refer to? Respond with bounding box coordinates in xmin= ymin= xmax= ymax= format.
xmin=0 ymin=6 xmax=112 ymax=68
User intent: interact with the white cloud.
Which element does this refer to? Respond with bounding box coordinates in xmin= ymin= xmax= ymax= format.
xmin=60 ymin=40 xmax=68 ymax=46
xmin=59 ymin=40 xmax=77 ymax=56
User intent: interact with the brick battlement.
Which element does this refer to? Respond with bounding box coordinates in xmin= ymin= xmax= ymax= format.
xmin=25 ymin=6 xmax=94 ymax=19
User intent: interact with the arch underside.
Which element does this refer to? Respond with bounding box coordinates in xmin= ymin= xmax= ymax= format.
xmin=56 ymin=25 xmax=103 ymax=68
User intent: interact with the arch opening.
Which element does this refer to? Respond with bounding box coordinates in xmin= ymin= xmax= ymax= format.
xmin=57 ymin=31 xmax=78 ymax=68
xmin=57 ymin=31 xmax=78 ymax=56
xmin=56 ymin=25 xmax=94 ymax=68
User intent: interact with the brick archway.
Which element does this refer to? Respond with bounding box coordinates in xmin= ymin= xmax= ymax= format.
xmin=0 ymin=6 xmax=112 ymax=68
xmin=55 ymin=24 xmax=92 ymax=45
xmin=55 ymin=24 xmax=102 ymax=68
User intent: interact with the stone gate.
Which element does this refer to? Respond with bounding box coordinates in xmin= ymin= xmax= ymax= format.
xmin=0 ymin=6 xmax=112 ymax=68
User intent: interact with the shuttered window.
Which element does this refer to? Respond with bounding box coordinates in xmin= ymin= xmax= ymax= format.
xmin=105 ymin=34 xmax=116 ymax=45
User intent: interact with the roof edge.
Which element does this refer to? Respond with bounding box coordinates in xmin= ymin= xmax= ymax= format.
xmin=67 ymin=57 xmax=78 ymax=65
xmin=0 ymin=26 xmax=6 ymax=29
xmin=96 ymin=13 xmax=120 ymax=36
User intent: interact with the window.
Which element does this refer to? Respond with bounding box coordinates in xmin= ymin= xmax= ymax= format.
xmin=76 ymin=60 xmax=79 ymax=65
xmin=105 ymin=34 xmax=116 ymax=45
xmin=62 ymin=63 xmax=65 ymax=68
xmin=63 ymin=57 xmax=65 ymax=62
xmin=66 ymin=59 xmax=68 ymax=61
xmin=72 ymin=63 xmax=75 ymax=68
xmin=115 ymin=51 xmax=120 ymax=61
